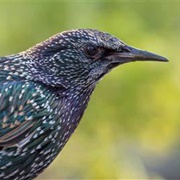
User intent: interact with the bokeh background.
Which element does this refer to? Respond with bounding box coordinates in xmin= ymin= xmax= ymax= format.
xmin=0 ymin=1 xmax=179 ymax=179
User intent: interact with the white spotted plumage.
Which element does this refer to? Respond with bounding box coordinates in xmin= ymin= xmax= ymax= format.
xmin=0 ymin=28 xmax=163 ymax=180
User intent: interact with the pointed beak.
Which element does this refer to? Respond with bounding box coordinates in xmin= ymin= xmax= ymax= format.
xmin=107 ymin=45 xmax=168 ymax=65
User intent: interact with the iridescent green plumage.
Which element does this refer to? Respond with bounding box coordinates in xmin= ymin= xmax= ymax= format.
xmin=0 ymin=29 xmax=167 ymax=180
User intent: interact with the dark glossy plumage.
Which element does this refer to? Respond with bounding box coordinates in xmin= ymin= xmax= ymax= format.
xmin=0 ymin=29 xmax=168 ymax=180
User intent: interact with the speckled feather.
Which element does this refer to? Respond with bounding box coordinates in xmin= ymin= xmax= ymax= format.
xmin=0 ymin=29 xmax=127 ymax=180
xmin=0 ymin=80 xmax=92 ymax=179
xmin=0 ymin=28 xmax=165 ymax=180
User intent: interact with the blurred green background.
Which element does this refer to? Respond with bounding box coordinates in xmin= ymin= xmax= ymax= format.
xmin=0 ymin=1 xmax=179 ymax=179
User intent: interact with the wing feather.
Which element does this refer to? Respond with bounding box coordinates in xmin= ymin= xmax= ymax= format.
xmin=0 ymin=81 xmax=55 ymax=149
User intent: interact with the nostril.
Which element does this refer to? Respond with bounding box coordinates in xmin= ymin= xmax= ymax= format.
xmin=121 ymin=46 xmax=131 ymax=53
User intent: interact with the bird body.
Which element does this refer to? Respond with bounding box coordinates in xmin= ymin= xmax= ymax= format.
xmin=0 ymin=29 xmax=168 ymax=179
xmin=0 ymin=81 xmax=92 ymax=180
xmin=0 ymin=57 xmax=92 ymax=179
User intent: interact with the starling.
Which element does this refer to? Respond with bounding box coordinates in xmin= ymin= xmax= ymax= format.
xmin=0 ymin=29 xmax=168 ymax=180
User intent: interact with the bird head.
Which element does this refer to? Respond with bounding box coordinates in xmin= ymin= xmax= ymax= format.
xmin=23 ymin=29 xmax=168 ymax=91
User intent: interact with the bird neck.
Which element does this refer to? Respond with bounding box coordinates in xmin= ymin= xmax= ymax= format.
xmin=57 ymin=86 xmax=95 ymax=129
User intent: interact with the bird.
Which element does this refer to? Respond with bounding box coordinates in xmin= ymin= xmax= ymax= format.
xmin=0 ymin=29 xmax=168 ymax=180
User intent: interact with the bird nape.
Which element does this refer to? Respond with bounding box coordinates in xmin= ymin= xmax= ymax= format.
xmin=0 ymin=29 xmax=168 ymax=180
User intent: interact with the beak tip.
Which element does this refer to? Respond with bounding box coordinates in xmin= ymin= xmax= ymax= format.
xmin=157 ymin=56 xmax=169 ymax=62
xmin=139 ymin=50 xmax=169 ymax=63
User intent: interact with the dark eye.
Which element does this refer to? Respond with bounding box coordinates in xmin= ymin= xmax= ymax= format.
xmin=84 ymin=45 xmax=98 ymax=57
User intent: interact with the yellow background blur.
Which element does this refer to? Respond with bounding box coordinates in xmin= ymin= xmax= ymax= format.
xmin=0 ymin=1 xmax=179 ymax=179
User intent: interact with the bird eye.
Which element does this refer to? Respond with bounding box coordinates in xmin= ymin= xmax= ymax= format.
xmin=84 ymin=45 xmax=98 ymax=57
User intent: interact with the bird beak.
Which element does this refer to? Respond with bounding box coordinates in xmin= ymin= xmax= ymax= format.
xmin=107 ymin=45 xmax=168 ymax=66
